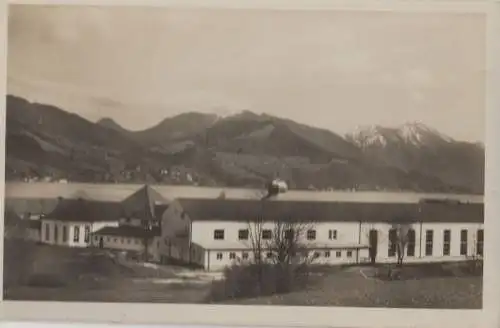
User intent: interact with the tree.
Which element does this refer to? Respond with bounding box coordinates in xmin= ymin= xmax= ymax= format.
xmin=245 ymin=197 xmax=316 ymax=293
xmin=266 ymin=218 xmax=315 ymax=267
xmin=388 ymin=222 xmax=412 ymax=267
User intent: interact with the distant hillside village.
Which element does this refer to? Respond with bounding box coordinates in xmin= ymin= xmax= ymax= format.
xmin=5 ymin=182 xmax=484 ymax=271
xmin=6 ymin=95 xmax=485 ymax=194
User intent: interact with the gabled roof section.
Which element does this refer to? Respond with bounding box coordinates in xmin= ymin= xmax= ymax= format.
xmin=176 ymin=198 xmax=484 ymax=224
xmin=121 ymin=185 xmax=169 ymax=220
xmin=44 ymin=199 xmax=122 ymax=222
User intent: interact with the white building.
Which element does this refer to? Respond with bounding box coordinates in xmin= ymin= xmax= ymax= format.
xmin=39 ymin=198 xmax=121 ymax=247
xmin=35 ymin=185 xmax=168 ymax=262
xmin=160 ymin=198 xmax=484 ymax=271
xmin=91 ymin=226 xmax=163 ymax=262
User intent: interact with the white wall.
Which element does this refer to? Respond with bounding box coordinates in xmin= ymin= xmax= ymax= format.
xmin=359 ymin=221 xmax=484 ymax=263
xmin=160 ymin=200 xmax=191 ymax=240
xmin=159 ymin=201 xmax=192 ymax=263
xmin=92 ymin=234 xmax=143 ymax=251
xmin=40 ymin=219 xmax=119 ymax=248
xmin=191 ymin=220 xmax=483 ymax=270
xmin=91 ymin=234 xmax=163 ymax=262
xmin=190 ymin=221 xmax=362 ymax=249
xmin=202 ymin=247 xmax=371 ymax=271
xmin=191 ymin=220 xmax=370 ymax=271
xmin=420 ymin=222 xmax=484 ymax=260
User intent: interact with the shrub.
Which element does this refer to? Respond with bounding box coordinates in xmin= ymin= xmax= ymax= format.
xmin=207 ymin=263 xmax=311 ymax=302
xmin=460 ymin=259 xmax=483 ymax=276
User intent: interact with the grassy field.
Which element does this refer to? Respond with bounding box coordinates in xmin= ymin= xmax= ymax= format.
xmin=4 ymin=239 xmax=482 ymax=308
xmin=4 ymin=239 xmax=215 ymax=303
xmin=226 ymin=266 xmax=482 ymax=308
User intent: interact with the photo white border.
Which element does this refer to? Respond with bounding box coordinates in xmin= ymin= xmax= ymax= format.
xmin=0 ymin=0 xmax=499 ymax=327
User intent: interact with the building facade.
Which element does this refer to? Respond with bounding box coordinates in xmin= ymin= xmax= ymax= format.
xmin=160 ymin=198 xmax=484 ymax=271
xmin=91 ymin=226 xmax=162 ymax=262
xmin=39 ymin=199 xmax=122 ymax=247
xmin=35 ymin=185 xmax=169 ymax=257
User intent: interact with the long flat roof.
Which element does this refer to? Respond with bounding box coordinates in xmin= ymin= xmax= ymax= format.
xmin=177 ymin=198 xmax=484 ymax=224
xmin=5 ymin=182 xmax=484 ymax=204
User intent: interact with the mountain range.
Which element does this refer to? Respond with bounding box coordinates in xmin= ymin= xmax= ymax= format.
xmin=5 ymin=95 xmax=484 ymax=194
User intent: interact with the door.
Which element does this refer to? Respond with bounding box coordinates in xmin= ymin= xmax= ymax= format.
xmin=99 ymin=237 xmax=104 ymax=249
xmin=369 ymin=229 xmax=378 ymax=264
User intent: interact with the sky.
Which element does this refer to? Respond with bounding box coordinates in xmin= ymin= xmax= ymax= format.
xmin=7 ymin=5 xmax=486 ymax=142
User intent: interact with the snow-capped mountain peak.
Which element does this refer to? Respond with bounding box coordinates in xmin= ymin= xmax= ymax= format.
xmin=347 ymin=121 xmax=453 ymax=149
xmin=348 ymin=125 xmax=390 ymax=148
xmin=398 ymin=121 xmax=453 ymax=145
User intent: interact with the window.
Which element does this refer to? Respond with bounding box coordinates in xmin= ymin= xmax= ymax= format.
xmin=84 ymin=226 xmax=91 ymax=243
xmin=307 ymin=230 xmax=316 ymax=240
xmin=242 ymin=252 xmax=249 ymax=260
xmin=328 ymin=229 xmax=338 ymax=240
xmin=443 ymin=230 xmax=451 ymax=256
xmin=284 ymin=229 xmax=294 ymax=240
xmin=347 ymin=250 xmax=353 ymax=258
xmin=336 ymin=251 xmax=342 ymax=258
xmin=262 ymin=230 xmax=272 ymax=240
xmin=425 ymin=230 xmax=433 ymax=256
xmin=388 ymin=229 xmax=397 ymax=257
xmin=407 ymin=229 xmax=416 ymax=257
xmin=229 ymin=252 xmax=236 ymax=260
xmin=54 ymin=225 xmax=58 ymax=242
xmin=107 ymin=237 xmax=111 ymax=242
xmin=477 ymin=229 xmax=484 ymax=256
xmin=313 ymin=252 xmax=320 ymax=258
xmin=216 ymin=253 xmax=223 ymax=260
xmin=45 ymin=223 xmax=50 ymax=241
xmin=63 ymin=226 xmax=70 ymax=243
xmin=73 ymin=226 xmax=80 ymax=242
xmin=324 ymin=251 xmax=331 ymax=258
xmin=213 ymin=229 xmax=225 ymax=240
xmin=238 ymin=229 xmax=249 ymax=240
xmin=94 ymin=236 xmax=99 ymax=241
xmin=460 ymin=229 xmax=468 ymax=256
xmin=114 ymin=238 xmax=118 ymax=242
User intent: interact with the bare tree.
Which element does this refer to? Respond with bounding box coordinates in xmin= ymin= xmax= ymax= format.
xmin=239 ymin=183 xmax=316 ymax=292
xmin=266 ymin=218 xmax=315 ymax=267
xmin=389 ymin=223 xmax=412 ymax=267
xmin=246 ymin=215 xmax=316 ymax=292
xmin=247 ymin=215 xmax=265 ymax=268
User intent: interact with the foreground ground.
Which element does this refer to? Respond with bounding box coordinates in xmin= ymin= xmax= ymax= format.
xmin=226 ymin=266 xmax=482 ymax=308
xmin=4 ymin=240 xmax=482 ymax=308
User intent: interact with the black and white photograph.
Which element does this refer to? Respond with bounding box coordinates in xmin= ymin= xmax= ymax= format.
xmin=1 ymin=0 xmax=493 ymax=322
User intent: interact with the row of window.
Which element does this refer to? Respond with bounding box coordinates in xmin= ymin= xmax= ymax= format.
xmin=94 ymin=235 xmax=142 ymax=245
xmin=44 ymin=224 xmax=90 ymax=243
xmin=388 ymin=228 xmax=484 ymax=257
xmin=95 ymin=236 xmax=160 ymax=248
xmin=214 ymin=249 xmax=354 ymax=261
xmin=214 ymin=229 xmax=338 ymax=241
